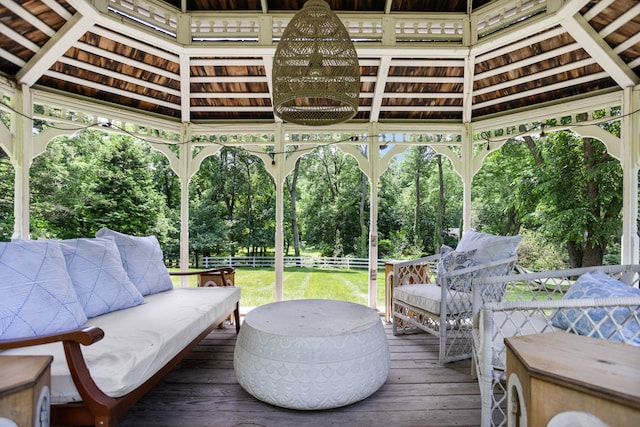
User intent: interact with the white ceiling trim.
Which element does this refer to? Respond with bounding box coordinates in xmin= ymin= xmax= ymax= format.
xmin=598 ymin=2 xmax=640 ymax=38
xmin=473 ymin=71 xmax=610 ymax=110
xmin=191 ymin=106 xmax=274 ymax=112
xmin=582 ymin=0 xmax=615 ymax=21
xmin=0 ymin=22 xmax=40 ymax=53
xmin=55 ymin=56 xmax=181 ymax=97
xmin=40 ymin=0 xmax=72 ymax=20
xmin=190 ymin=58 xmax=266 ymax=66
xmin=1 ymin=0 xmax=56 ymax=37
xmin=474 ymin=42 xmax=581 ymax=81
xmin=384 ymin=93 xmax=464 ymax=99
xmin=43 ymin=70 xmax=182 ymax=110
xmin=190 ymin=76 xmax=267 ymax=83
xmin=386 ymin=76 xmax=465 ymax=84
xmin=615 ymin=31 xmax=640 ymax=54
xmin=74 ymin=41 xmax=180 ymax=81
xmin=381 ymin=106 xmax=463 ymax=112
xmin=562 ymin=13 xmax=639 ymax=88
xmin=475 ymin=26 xmax=566 ymax=63
xmin=180 ymin=53 xmax=190 ymax=123
xmin=90 ymin=26 xmax=180 ymax=63
xmin=0 ymin=48 xmax=25 ymax=67
xmin=370 ymin=56 xmax=391 ymax=122
xmin=17 ymin=13 xmax=95 ymax=86
xmin=473 ymin=58 xmax=598 ymax=96
xmin=190 ymin=93 xmax=271 ymax=99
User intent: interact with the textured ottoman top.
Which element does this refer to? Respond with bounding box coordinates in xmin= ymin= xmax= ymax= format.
xmin=243 ymin=299 xmax=380 ymax=337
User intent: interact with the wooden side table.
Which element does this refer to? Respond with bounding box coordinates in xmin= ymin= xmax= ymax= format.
xmin=0 ymin=355 xmax=53 ymax=427
xmin=505 ymin=332 xmax=640 ymax=427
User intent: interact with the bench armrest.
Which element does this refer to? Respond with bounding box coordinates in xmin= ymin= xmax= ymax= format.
xmin=0 ymin=326 xmax=104 ymax=350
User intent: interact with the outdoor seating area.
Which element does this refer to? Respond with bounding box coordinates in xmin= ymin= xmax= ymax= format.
xmin=472 ymin=264 xmax=640 ymax=427
xmin=387 ymin=230 xmax=521 ymax=364
xmin=0 ymin=230 xmax=241 ymax=427
xmin=1 ymin=0 xmax=640 ymax=426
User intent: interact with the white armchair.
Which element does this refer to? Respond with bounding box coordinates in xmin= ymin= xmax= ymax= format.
xmin=387 ymin=230 xmax=522 ymax=364
xmin=471 ymin=264 xmax=640 ymax=427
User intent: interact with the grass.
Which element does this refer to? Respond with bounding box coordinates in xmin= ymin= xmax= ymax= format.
xmin=169 ymin=267 xmax=386 ymax=308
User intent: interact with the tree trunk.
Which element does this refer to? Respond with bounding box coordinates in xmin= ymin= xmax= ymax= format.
xmin=286 ymin=157 xmax=302 ymax=258
xmin=582 ymin=137 xmax=605 ymax=266
xmin=566 ymin=241 xmax=582 ymax=268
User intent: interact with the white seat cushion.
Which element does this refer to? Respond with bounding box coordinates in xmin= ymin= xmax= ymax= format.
xmin=394 ymin=284 xmax=472 ymax=315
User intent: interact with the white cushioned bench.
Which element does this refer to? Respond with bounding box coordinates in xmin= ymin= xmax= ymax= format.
xmin=0 ymin=229 xmax=241 ymax=427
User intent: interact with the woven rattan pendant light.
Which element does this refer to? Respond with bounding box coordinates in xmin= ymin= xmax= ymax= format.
xmin=272 ymin=0 xmax=360 ymax=126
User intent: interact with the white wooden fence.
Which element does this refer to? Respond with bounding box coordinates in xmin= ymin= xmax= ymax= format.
xmin=166 ymin=256 xmax=385 ymax=270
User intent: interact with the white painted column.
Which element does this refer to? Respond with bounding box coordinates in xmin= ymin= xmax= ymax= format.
xmin=461 ymin=123 xmax=473 ymax=231
xmin=368 ymin=137 xmax=380 ymax=310
xmin=274 ymin=124 xmax=285 ymax=301
xmin=178 ymin=124 xmax=192 ymax=287
xmin=12 ymin=84 xmax=33 ymax=239
xmin=621 ymin=87 xmax=640 ymax=264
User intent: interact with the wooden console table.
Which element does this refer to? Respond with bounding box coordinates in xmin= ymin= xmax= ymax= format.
xmin=0 ymin=355 xmax=53 ymax=427
xmin=505 ymin=332 xmax=640 ymax=427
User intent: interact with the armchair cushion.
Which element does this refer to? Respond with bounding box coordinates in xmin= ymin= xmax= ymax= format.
xmin=95 ymin=228 xmax=173 ymax=296
xmin=60 ymin=237 xmax=145 ymax=318
xmin=0 ymin=240 xmax=87 ymax=339
xmin=393 ymin=284 xmax=472 ymax=315
xmin=552 ymin=270 xmax=640 ymax=344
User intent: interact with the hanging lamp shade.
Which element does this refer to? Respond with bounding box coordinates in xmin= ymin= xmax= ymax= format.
xmin=272 ymin=0 xmax=360 ymax=126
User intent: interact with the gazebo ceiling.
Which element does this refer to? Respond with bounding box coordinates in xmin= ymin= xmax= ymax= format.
xmin=0 ymin=0 xmax=638 ymax=125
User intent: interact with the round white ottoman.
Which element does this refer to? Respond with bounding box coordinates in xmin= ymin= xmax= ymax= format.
xmin=233 ymin=299 xmax=389 ymax=410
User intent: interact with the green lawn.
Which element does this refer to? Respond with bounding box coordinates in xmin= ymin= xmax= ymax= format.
xmin=169 ymin=267 xmax=386 ymax=308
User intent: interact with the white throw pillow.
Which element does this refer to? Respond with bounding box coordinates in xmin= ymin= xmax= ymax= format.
xmin=455 ymin=229 xmax=522 ymax=263
xmin=95 ymin=228 xmax=173 ymax=296
xmin=0 ymin=240 xmax=87 ymax=339
xmin=60 ymin=237 xmax=145 ymax=318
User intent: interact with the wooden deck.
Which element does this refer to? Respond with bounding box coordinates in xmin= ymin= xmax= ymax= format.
xmin=119 ymin=320 xmax=482 ymax=427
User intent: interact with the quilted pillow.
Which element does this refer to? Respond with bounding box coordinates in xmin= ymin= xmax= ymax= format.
xmin=0 ymin=240 xmax=87 ymax=339
xmin=456 ymin=229 xmax=522 ymax=264
xmin=437 ymin=245 xmax=478 ymax=292
xmin=552 ymin=270 xmax=640 ymax=345
xmin=95 ymin=228 xmax=173 ymax=296
xmin=60 ymin=237 xmax=145 ymax=318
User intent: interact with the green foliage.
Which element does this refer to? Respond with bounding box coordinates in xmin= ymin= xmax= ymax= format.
xmin=297 ymin=146 xmax=369 ymax=256
xmin=473 ymin=130 xmax=623 ymax=268
xmin=29 ymin=131 xmax=169 ymax=240
xmin=1 ymin=123 xmax=626 ymax=271
xmin=0 ymin=148 xmax=13 ymax=241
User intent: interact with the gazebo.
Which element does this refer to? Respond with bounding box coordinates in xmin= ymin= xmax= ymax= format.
xmin=1 ymin=0 xmax=639 ymax=310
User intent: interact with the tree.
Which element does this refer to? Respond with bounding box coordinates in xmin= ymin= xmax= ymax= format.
xmin=534 ymin=131 xmax=622 ymax=267
xmin=474 ymin=126 xmax=623 ymax=268
xmin=30 ymin=131 xmax=169 ymax=240
xmin=298 ymin=145 xmax=368 ymax=256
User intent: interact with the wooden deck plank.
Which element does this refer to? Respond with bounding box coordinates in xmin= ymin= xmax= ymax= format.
xmin=119 ymin=321 xmax=481 ymax=427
